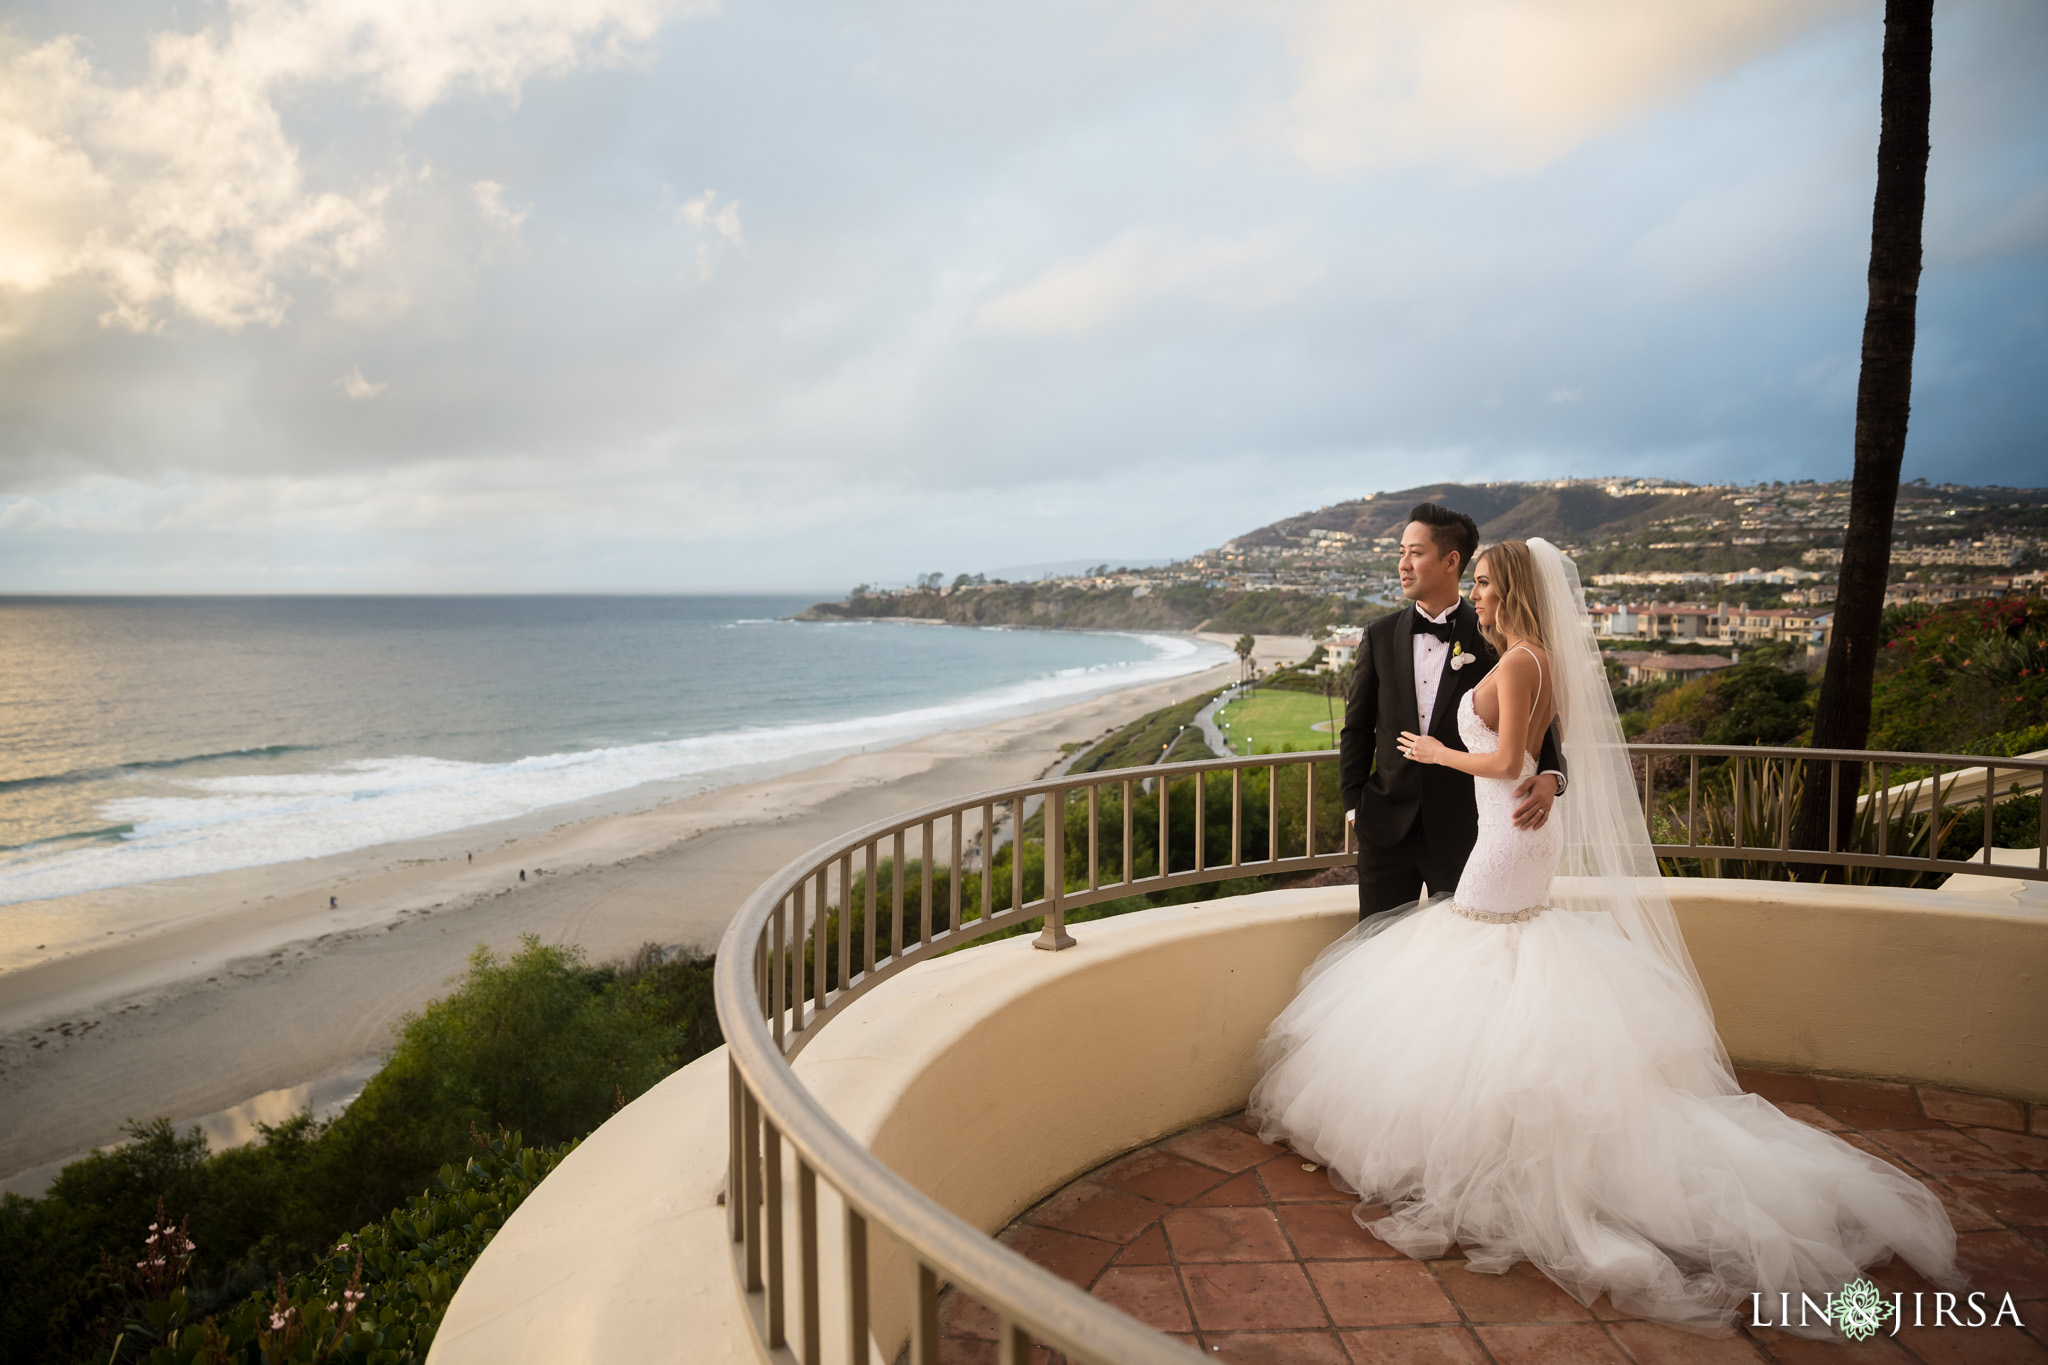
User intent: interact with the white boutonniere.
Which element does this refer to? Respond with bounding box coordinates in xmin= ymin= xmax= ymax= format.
xmin=1449 ymin=642 xmax=1476 ymax=671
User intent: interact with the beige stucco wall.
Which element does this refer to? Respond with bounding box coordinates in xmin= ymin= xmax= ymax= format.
xmin=796 ymin=888 xmax=1359 ymax=1360
xmin=1666 ymin=877 xmax=2048 ymax=1099
xmin=428 ymin=1045 xmax=751 ymax=1365
xmin=432 ymin=877 xmax=2048 ymax=1365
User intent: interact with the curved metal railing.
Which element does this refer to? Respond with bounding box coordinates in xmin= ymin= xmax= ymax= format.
xmin=1634 ymin=744 xmax=2047 ymax=882
xmin=713 ymin=742 xmax=2045 ymax=1365
xmin=714 ymin=750 xmax=1351 ymax=1365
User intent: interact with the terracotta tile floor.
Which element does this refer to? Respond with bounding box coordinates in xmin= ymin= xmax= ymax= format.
xmin=937 ymin=1069 xmax=2048 ymax=1364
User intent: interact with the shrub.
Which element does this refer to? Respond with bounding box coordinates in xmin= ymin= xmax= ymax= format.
xmin=104 ymin=1128 xmax=572 ymax=1365
xmin=1643 ymin=659 xmax=1813 ymax=748
xmin=1869 ymin=597 xmax=2048 ymax=754
xmin=0 ymin=938 xmax=720 ymax=1365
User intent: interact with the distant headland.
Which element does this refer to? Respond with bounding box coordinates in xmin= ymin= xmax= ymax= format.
xmin=800 ymin=476 xmax=2048 ymax=630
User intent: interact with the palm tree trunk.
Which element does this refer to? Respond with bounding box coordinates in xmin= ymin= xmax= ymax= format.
xmin=1793 ymin=0 xmax=1934 ymax=876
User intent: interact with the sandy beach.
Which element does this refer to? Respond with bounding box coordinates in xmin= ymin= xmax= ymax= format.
xmin=0 ymin=636 xmax=1308 ymax=1190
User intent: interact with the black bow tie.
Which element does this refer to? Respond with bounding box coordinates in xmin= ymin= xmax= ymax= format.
xmin=1413 ymin=611 xmax=1456 ymax=643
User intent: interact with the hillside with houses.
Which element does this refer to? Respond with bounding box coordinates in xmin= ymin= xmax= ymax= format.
xmin=808 ymin=477 xmax=2047 ymax=647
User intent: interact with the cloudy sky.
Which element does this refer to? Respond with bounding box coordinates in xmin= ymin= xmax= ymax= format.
xmin=1 ymin=0 xmax=2043 ymax=592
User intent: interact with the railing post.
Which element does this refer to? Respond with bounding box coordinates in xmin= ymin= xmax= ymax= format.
xmin=980 ymin=802 xmax=995 ymax=922
xmin=1268 ymin=760 xmax=1279 ymax=863
xmin=814 ymin=869 xmax=830 ymax=1014
xmin=765 ymin=1120 xmax=785 ymax=1348
xmin=1878 ymin=763 xmax=1891 ymax=857
xmin=1983 ymin=764 xmax=1996 ymax=866
xmin=838 ymin=854 xmax=853 ymax=997
xmin=1779 ymin=755 xmax=1794 ymax=853
xmin=772 ymin=899 xmax=787 ymax=1049
xmin=949 ymin=811 xmax=963 ymax=930
xmin=997 ymin=1316 xmax=1032 ymax=1365
xmin=798 ymin=1159 xmax=820 ymax=1365
xmin=742 ymin=1087 xmax=762 ymax=1292
xmin=1158 ymin=770 xmax=1171 ymax=879
xmin=1011 ymin=796 xmax=1025 ymax=916
xmin=1930 ymin=763 xmax=1945 ymax=868
xmin=728 ymin=1058 xmax=743 ymax=1243
xmin=1826 ymin=760 xmax=1838 ymax=854
xmin=892 ymin=829 xmax=906 ymax=958
xmin=1122 ymin=777 xmax=1134 ymax=886
xmin=791 ymin=881 xmax=806 ymax=1035
xmin=845 ymin=1207 xmax=869 ymax=1365
xmin=1733 ymin=760 xmax=1746 ymax=854
xmin=1305 ymin=758 xmax=1317 ymax=858
xmin=1035 ymin=786 xmax=1076 ymax=950
xmin=1087 ymin=782 xmax=1100 ymax=892
xmin=1230 ymin=766 xmax=1242 ymax=867
xmin=1688 ymin=754 xmax=1700 ymax=849
xmin=1641 ymin=752 xmax=1654 ymax=831
xmin=863 ymin=841 xmax=879 ymax=975
xmin=922 ymin=820 xmax=936 ymax=944
xmin=910 ymin=1261 xmax=940 ymax=1365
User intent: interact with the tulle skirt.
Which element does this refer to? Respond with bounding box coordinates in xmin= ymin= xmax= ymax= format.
xmin=1247 ymin=898 xmax=1961 ymax=1335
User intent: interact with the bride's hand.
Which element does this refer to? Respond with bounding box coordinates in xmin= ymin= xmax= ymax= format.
xmin=1397 ymin=731 xmax=1443 ymax=764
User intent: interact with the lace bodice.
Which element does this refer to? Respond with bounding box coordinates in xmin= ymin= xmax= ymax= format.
xmin=1450 ymin=690 xmax=1561 ymax=917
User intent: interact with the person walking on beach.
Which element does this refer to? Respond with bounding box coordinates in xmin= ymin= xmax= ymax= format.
xmin=1338 ymin=503 xmax=1564 ymax=920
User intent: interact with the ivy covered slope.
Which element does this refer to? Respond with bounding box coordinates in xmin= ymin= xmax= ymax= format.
xmin=0 ymin=939 xmax=722 ymax=1365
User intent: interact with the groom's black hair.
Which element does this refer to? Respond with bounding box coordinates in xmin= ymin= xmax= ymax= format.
xmin=1409 ymin=502 xmax=1480 ymax=578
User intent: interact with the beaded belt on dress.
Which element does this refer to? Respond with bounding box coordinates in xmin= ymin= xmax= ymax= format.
xmin=1450 ymin=901 xmax=1547 ymax=924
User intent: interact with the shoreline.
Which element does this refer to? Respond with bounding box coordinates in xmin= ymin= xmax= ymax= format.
xmin=0 ymin=639 xmax=1309 ymax=1189
xmin=0 ymin=622 xmax=1225 ymax=949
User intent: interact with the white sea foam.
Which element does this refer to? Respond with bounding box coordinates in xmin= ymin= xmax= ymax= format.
xmin=0 ymin=633 xmax=1221 ymax=905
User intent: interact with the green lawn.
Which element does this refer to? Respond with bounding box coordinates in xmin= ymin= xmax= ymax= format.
xmin=1217 ymin=689 xmax=1343 ymax=754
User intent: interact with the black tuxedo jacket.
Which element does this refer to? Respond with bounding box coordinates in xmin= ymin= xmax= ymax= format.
xmin=1338 ymin=601 xmax=1564 ymax=853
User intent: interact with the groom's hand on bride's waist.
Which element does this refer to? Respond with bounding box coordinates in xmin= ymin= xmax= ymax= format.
xmin=1511 ymin=774 xmax=1558 ymax=830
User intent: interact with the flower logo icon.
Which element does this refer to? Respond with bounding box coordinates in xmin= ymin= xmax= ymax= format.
xmin=1834 ymin=1278 xmax=1895 ymax=1341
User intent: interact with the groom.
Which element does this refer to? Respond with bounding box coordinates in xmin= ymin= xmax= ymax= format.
xmin=1339 ymin=503 xmax=1565 ymax=920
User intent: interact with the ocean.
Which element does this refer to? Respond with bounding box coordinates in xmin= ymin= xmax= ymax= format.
xmin=0 ymin=596 xmax=1223 ymax=909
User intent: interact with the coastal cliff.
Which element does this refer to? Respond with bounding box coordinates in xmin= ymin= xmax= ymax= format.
xmin=797 ymin=582 xmax=1387 ymax=635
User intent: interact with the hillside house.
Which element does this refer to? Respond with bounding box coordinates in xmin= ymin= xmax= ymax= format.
xmin=1608 ymin=651 xmax=1737 ymax=684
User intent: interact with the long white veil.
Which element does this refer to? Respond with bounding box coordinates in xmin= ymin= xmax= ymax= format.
xmin=1527 ymin=538 xmax=1732 ymax=1078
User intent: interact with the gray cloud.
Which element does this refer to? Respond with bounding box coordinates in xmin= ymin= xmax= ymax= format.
xmin=0 ymin=0 xmax=2043 ymax=591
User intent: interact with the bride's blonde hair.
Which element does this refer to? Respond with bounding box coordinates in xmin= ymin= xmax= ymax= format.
xmin=1473 ymin=540 xmax=1546 ymax=654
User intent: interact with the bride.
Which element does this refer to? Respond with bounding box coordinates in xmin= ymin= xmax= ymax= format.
xmin=1247 ymin=538 xmax=1961 ymax=1335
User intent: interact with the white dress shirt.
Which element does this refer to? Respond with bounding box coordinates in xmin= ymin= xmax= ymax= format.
xmin=1411 ymin=599 xmax=1457 ymax=732
xmin=1345 ymin=599 xmax=1561 ymax=827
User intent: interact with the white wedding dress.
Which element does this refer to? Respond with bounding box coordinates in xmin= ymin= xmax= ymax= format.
xmin=1248 ymin=683 xmax=1961 ymax=1335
